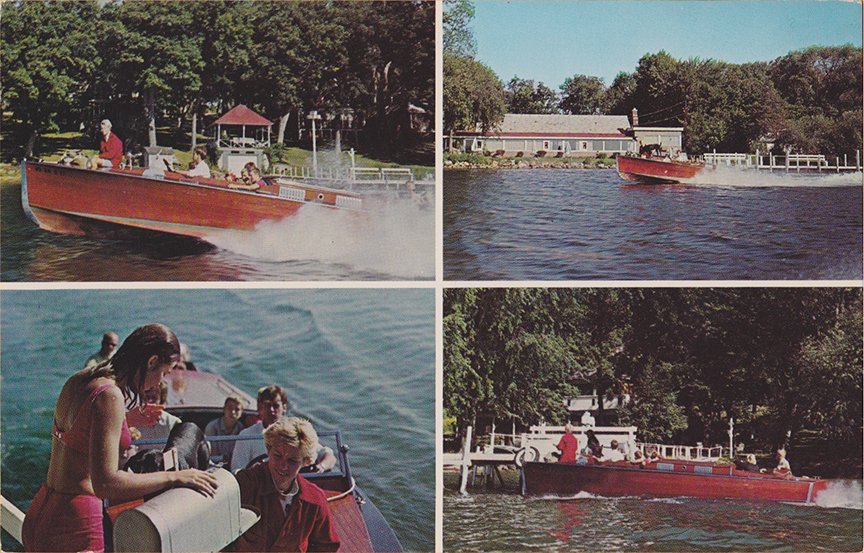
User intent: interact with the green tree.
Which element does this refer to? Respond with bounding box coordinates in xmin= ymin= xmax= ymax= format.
xmin=604 ymin=71 xmax=637 ymax=115
xmin=99 ymin=1 xmax=204 ymax=146
xmin=443 ymin=0 xmax=476 ymax=58
xmin=443 ymin=53 xmax=505 ymax=137
xmin=559 ymin=74 xmax=607 ymax=115
xmin=505 ymin=77 xmax=558 ymax=114
xmin=0 ymin=1 xmax=101 ymax=157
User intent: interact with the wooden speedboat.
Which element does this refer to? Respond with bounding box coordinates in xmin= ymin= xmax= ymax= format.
xmin=615 ymin=153 xmax=713 ymax=184
xmin=21 ymin=160 xmax=363 ymax=240
xmin=521 ymin=458 xmax=828 ymax=505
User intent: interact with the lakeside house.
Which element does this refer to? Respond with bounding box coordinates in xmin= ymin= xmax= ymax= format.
xmin=451 ymin=109 xmax=683 ymax=158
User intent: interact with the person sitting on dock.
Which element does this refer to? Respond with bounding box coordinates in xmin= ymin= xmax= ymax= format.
xmin=84 ymin=331 xmax=119 ymax=369
xmin=205 ymin=393 xmax=247 ymax=465
xmin=556 ymin=423 xmax=579 ymax=463
xmin=229 ymin=162 xmax=264 ymax=191
xmin=91 ymin=119 xmax=124 ymax=169
xmin=232 ymin=417 xmax=340 ymax=552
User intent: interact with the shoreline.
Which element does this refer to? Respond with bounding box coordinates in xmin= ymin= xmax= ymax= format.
xmin=444 ymin=159 xmax=616 ymax=170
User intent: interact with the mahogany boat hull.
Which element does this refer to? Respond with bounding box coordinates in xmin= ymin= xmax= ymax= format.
xmin=616 ymin=154 xmax=711 ymax=184
xmin=522 ymin=460 xmax=828 ymax=504
xmin=22 ymin=160 xmax=362 ymax=239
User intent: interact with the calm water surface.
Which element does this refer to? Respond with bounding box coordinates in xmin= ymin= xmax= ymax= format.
xmin=0 ymin=289 xmax=434 ymax=552
xmin=444 ymin=168 xmax=863 ymax=280
xmin=1 ymin=180 xmax=434 ymax=281
xmin=444 ymin=476 xmax=863 ymax=552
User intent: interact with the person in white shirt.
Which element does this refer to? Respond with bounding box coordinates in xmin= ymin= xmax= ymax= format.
xmin=176 ymin=146 xmax=211 ymax=178
xmin=230 ymin=385 xmax=335 ymax=473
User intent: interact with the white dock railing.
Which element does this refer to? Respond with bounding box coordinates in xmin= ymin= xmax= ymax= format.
xmin=703 ymin=149 xmax=862 ymax=172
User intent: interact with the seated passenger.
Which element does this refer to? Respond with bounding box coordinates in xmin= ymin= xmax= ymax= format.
xmin=232 ymin=417 xmax=340 ymax=552
xmin=645 ymin=445 xmax=661 ymax=462
xmin=176 ymin=147 xmax=211 ymax=178
xmin=230 ymin=385 xmax=336 ymax=473
xmin=629 ymin=448 xmax=646 ymax=466
xmin=132 ymin=381 xmax=182 ymax=450
xmin=229 ymin=162 xmax=264 ymax=190
xmin=84 ymin=331 xmax=119 ymax=369
xmin=771 ymin=448 xmax=792 ymax=476
xmin=176 ymin=343 xmax=198 ymax=371
xmin=605 ymin=440 xmax=626 ymax=462
xmin=205 ymin=394 xmax=247 ymax=465
xmin=743 ymin=453 xmax=761 ymax=473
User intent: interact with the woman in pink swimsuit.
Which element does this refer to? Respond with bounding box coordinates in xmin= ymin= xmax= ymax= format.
xmin=22 ymin=324 xmax=219 ymax=552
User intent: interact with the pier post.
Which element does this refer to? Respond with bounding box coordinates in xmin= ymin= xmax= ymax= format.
xmin=857 ymin=150 xmax=861 ymax=171
xmin=459 ymin=426 xmax=473 ymax=494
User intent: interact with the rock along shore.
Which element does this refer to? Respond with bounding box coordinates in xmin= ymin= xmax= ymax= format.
xmin=443 ymin=159 xmax=614 ymax=170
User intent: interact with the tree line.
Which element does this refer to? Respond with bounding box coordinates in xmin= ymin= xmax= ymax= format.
xmin=1 ymin=1 xmax=434 ymax=160
xmin=443 ymin=1 xmax=862 ymax=156
xmin=444 ymin=288 xmax=862 ymax=471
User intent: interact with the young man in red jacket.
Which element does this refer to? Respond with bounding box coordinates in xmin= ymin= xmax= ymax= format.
xmin=232 ymin=417 xmax=340 ymax=552
xmin=92 ymin=119 xmax=123 ymax=169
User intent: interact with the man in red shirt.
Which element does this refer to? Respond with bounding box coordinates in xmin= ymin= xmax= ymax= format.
xmin=92 ymin=119 xmax=123 ymax=169
xmin=232 ymin=417 xmax=340 ymax=552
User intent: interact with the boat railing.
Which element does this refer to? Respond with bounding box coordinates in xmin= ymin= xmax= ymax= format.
xmin=637 ymin=441 xmax=730 ymax=462
xmin=270 ymin=163 xmax=433 ymax=190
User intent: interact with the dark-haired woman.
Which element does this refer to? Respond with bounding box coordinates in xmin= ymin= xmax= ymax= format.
xmin=22 ymin=324 xmax=219 ymax=552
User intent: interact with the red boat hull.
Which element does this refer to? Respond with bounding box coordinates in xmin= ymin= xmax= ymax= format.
xmin=22 ymin=161 xmax=362 ymax=239
xmin=616 ymin=154 xmax=710 ymax=184
xmin=522 ymin=460 xmax=828 ymax=504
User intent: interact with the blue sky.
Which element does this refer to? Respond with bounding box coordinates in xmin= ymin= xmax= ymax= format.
xmin=471 ymin=1 xmax=863 ymax=88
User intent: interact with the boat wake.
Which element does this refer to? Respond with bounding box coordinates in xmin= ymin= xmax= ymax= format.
xmin=202 ymin=197 xmax=434 ymax=279
xmin=690 ymin=166 xmax=863 ymax=188
xmin=813 ymin=480 xmax=863 ymax=510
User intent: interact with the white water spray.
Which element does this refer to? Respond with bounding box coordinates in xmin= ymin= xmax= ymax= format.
xmin=690 ymin=165 xmax=863 ymax=188
xmin=204 ymin=196 xmax=434 ymax=279
xmin=813 ymin=480 xmax=863 ymax=510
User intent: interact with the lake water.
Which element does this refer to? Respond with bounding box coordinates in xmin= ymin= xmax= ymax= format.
xmin=444 ymin=168 xmax=863 ymax=280
xmin=1 ymin=179 xmax=435 ymax=281
xmin=0 ymin=289 xmax=435 ymax=552
xmin=443 ymin=474 xmax=863 ymax=552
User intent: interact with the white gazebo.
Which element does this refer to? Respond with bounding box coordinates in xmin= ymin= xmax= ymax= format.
xmin=211 ymin=105 xmax=273 ymax=174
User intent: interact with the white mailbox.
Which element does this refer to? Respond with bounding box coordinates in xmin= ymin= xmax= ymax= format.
xmin=113 ymin=467 xmax=258 ymax=552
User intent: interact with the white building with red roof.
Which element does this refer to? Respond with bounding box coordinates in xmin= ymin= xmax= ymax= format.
xmin=453 ymin=112 xmax=683 ymax=158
